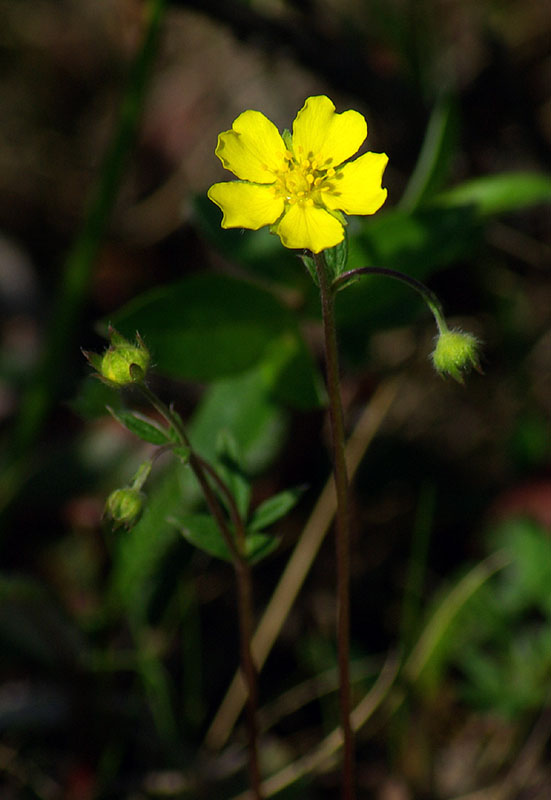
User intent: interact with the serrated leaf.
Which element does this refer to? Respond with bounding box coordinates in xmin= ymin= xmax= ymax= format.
xmin=108 ymin=407 xmax=175 ymax=445
xmin=249 ymin=485 xmax=306 ymax=532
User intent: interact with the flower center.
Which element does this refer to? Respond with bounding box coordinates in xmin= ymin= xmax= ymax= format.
xmin=273 ymin=150 xmax=337 ymax=207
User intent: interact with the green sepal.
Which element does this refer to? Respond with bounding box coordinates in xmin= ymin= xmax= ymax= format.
xmin=282 ymin=129 xmax=293 ymax=150
xmin=300 ymin=253 xmax=318 ymax=285
xmin=322 ymin=229 xmax=349 ymax=280
xmin=81 ymin=349 xmax=103 ymax=373
xmin=249 ymin=485 xmax=306 ymax=532
xmin=107 ymin=407 xmax=176 ymax=446
xmin=105 ymin=487 xmax=145 ymax=529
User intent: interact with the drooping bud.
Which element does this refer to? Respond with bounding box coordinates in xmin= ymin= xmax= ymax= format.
xmin=105 ymin=487 xmax=145 ymax=529
xmin=431 ymin=329 xmax=482 ymax=383
xmin=104 ymin=461 xmax=152 ymax=529
xmin=83 ymin=327 xmax=150 ymax=387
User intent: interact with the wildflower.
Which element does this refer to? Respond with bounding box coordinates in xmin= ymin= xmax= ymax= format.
xmin=431 ymin=328 xmax=482 ymax=383
xmin=83 ymin=327 xmax=150 ymax=387
xmin=208 ymin=95 xmax=388 ymax=253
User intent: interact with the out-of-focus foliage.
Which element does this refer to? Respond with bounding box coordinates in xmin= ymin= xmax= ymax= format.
xmin=0 ymin=0 xmax=549 ymax=797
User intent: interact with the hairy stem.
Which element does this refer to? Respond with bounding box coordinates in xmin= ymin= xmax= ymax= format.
xmin=332 ymin=266 xmax=448 ymax=333
xmin=138 ymin=383 xmax=263 ymax=798
xmin=314 ymin=252 xmax=355 ymax=800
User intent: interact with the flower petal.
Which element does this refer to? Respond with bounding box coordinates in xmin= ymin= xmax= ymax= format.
xmin=215 ymin=110 xmax=287 ymax=183
xmin=275 ymin=203 xmax=344 ymax=253
xmin=292 ymin=96 xmax=367 ymax=168
xmin=323 ymin=152 xmax=388 ymax=215
xmin=208 ymin=182 xmax=284 ymax=230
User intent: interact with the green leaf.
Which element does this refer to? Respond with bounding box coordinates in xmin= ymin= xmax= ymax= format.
xmin=215 ymin=429 xmax=252 ymax=520
xmin=190 ymin=366 xmax=288 ymax=474
xmin=108 ymin=407 xmax=175 ymax=445
xmin=259 ymin=333 xmax=324 ymax=410
xmin=436 ymin=172 xmax=551 ymax=216
xmin=178 ymin=513 xmax=278 ymax=564
xmin=106 ymin=273 xmax=297 ymax=381
xmin=246 ymin=531 xmax=279 ymax=564
xmin=249 ymin=486 xmax=306 ymax=532
xmin=179 ymin=513 xmax=235 ymax=562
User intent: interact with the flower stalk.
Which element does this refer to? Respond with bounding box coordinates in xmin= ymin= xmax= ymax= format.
xmin=137 ymin=383 xmax=263 ymax=799
xmin=333 ymin=266 xmax=482 ymax=383
xmin=314 ymin=251 xmax=356 ymax=800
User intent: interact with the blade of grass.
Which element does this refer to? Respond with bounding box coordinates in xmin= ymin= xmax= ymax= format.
xmin=398 ymin=481 xmax=436 ymax=652
xmin=1 ymin=0 xmax=167 ymax=515
xmin=204 ymin=377 xmax=401 ymax=750
xmin=230 ymin=651 xmax=401 ymax=800
xmin=399 ymin=93 xmax=458 ymax=212
xmin=404 ymin=550 xmax=511 ymax=684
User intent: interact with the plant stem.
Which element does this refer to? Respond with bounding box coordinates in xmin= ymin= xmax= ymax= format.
xmin=234 ymin=554 xmax=263 ymax=799
xmin=137 ymin=383 xmax=263 ymax=798
xmin=314 ymin=252 xmax=355 ymax=800
xmin=332 ymin=266 xmax=448 ymax=333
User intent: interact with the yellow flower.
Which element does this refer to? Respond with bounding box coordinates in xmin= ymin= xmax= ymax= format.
xmin=207 ymin=95 xmax=388 ymax=254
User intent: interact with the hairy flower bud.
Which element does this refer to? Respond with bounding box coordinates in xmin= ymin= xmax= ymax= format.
xmin=431 ymin=329 xmax=481 ymax=383
xmin=105 ymin=487 xmax=145 ymax=529
xmin=83 ymin=327 xmax=150 ymax=387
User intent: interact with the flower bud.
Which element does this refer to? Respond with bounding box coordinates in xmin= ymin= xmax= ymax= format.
xmin=105 ymin=487 xmax=145 ymax=529
xmin=431 ymin=329 xmax=481 ymax=383
xmin=84 ymin=327 xmax=150 ymax=387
